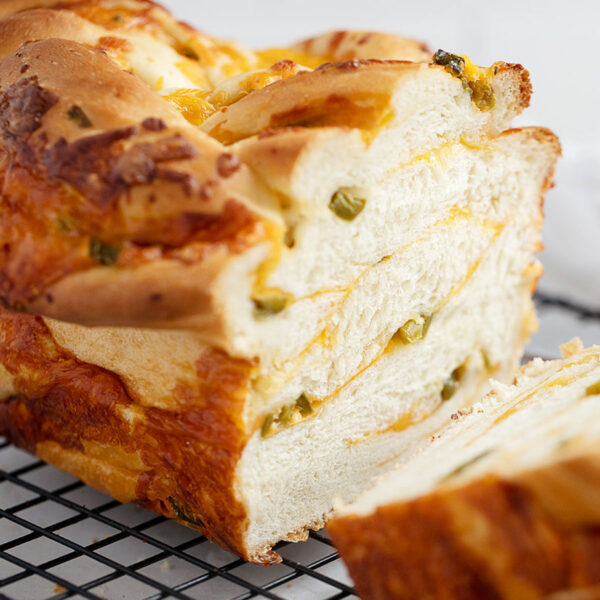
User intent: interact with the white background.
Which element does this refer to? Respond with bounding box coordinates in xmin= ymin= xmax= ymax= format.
xmin=164 ymin=0 xmax=600 ymax=317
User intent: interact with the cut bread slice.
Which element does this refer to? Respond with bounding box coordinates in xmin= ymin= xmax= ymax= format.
xmin=201 ymin=59 xmax=527 ymax=145
xmin=229 ymin=126 xmax=555 ymax=365
xmin=329 ymin=341 xmax=600 ymax=600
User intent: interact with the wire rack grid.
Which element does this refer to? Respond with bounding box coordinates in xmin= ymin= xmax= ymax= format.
xmin=0 ymin=442 xmax=357 ymax=600
xmin=0 ymin=293 xmax=598 ymax=600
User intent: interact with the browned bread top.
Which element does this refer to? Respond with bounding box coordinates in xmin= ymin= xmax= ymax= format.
xmin=292 ymin=29 xmax=431 ymax=63
xmin=0 ymin=0 xmax=255 ymax=84
xmin=0 ymin=37 xmax=279 ymax=330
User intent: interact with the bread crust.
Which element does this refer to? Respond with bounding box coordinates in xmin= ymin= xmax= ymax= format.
xmin=329 ymin=453 xmax=600 ymax=600
xmin=0 ymin=0 xmax=256 ymax=84
xmin=292 ymin=30 xmax=432 ymax=63
xmin=0 ymin=36 xmax=279 ymax=336
xmin=0 ymin=305 xmax=279 ymax=562
xmin=0 ymin=8 xmax=113 ymax=58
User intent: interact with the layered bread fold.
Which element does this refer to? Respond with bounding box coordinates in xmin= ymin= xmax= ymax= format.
xmin=0 ymin=0 xmax=560 ymax=564
xmin=329 ymin=341 xmax=600 ymax=600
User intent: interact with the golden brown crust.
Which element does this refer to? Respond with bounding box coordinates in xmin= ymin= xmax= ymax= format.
xmin=0 ymin=0 xmax=178 ymax=46
xmin=0 ymin=0 xmax=255 ymax=82
xmin=0 ymin=37 xmax=277 ymax=331
xmin=329 ymin=455 xmax=600 ymax=600
xmin=28 ymin=255 xmax=224 ymax=330
xmin=292 ymin=30 xmax=432 ymax=63
xmin=0 ymin=0 xmax=61 ymax=19
xmin=492 ymin=62 xmax=532 ymax=115
xmin=0 ymin=8 xmax=109 ymax=58
xmin=0 ymin=304 xmax=273 ymax=561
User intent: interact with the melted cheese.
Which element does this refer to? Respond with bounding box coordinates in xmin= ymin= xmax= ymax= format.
xmin=459 ymin=55 xmax=502 ymax=111
xmin=251 ymin=221 xmax=290 ymax=303
xmin=255 ymin=47 xmax=329 ymax=70
xmin=460 ymin=54 xmax=500 ymax=85
xmin=164 ymin=63 xmax=308 ymax=126
xmin=360 ymin=109 xmax=395 ymax=145
xmin=178 ymin=36 xmax=254 ymax=80
xmin=209 ymin=66 xmax=304 ymax=108
xmin=163 ymin=89 xmax=215 ymax=126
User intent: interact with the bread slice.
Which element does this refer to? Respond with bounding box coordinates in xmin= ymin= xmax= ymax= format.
xmin=0 ymin=0 xmax=560 ymax=564
xmin=329 ymin=340 xmax=600 ymax=600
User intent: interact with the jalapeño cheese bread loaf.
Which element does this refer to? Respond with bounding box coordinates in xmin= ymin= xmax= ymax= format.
xmin=329 ymin=340 xmax=600 ymax=600
xmin=0 ymin=0 xmax=560 ymax=563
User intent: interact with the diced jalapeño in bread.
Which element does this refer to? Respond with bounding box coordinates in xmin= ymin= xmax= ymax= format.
xmin=393 ymin=314 xmax=433 ymax=345
xmin=252 ymin=295 xmax=289 ymax=318
xmin=329 ymin=190 xmax=366 ymax=221
xmin=89 ymin=238 xmax=120 ymax=266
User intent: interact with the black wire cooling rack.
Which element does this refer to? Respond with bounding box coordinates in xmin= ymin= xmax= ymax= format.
xmin=0 ymin=440 xmax=356 ymax=600
xmin=0 ymin=292 xmax=598 ymax=600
